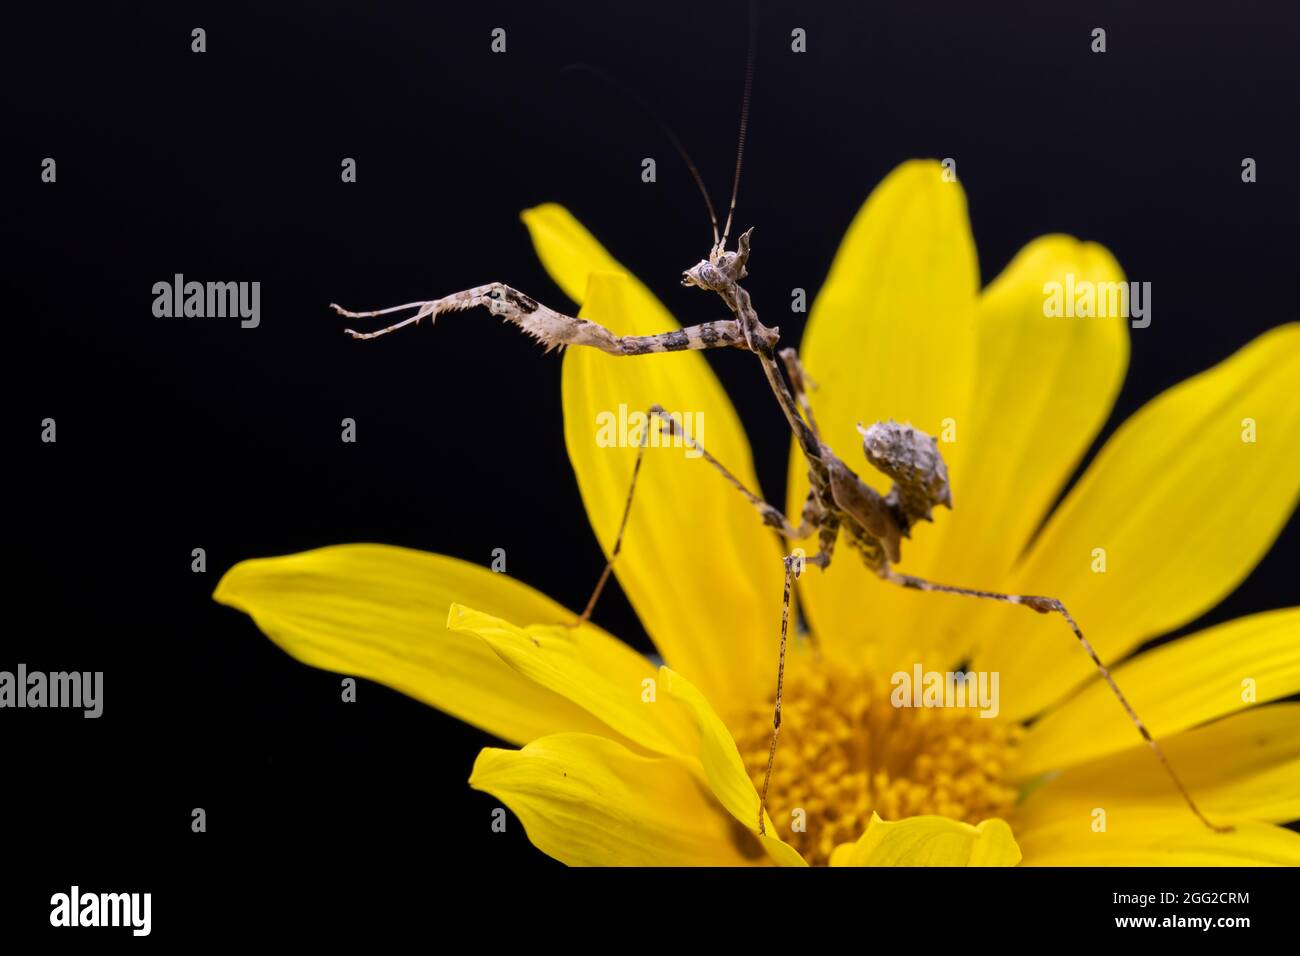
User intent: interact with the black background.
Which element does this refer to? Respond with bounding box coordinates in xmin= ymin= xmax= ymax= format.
xmin=5 ymin=0 xmax=1298 ymax=932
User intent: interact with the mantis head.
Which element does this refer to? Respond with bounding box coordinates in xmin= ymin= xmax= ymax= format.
xmin=681 ymin=227 xmax=754 ymax=292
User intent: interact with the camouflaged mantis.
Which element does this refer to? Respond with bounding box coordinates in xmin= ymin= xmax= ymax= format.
xmin=331 ymin=228 xmax=1228 ymax=835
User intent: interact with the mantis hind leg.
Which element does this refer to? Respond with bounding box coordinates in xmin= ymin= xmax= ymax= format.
xmin=881 ymin=567 xmax=1231 ymax=833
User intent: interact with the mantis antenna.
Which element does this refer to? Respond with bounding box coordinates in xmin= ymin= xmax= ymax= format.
xmin=560 ymin=62 xmax=721 ymax=246
xmin=720 ymin=0 xmax=757 ymax=249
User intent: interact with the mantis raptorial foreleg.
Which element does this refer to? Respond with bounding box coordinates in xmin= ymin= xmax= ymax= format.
xmin=332 ymin=285 xmax=748 ymax=355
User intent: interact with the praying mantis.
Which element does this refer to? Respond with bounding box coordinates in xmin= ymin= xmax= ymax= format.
xmin=329 ymin=27 xmax=1230 ymax=839
xmin=330 ymin=228 xmax=1229 ymax=837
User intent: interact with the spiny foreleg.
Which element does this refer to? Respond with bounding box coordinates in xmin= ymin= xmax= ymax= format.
xmin=332 ymin=284 xmax=748 ymax=356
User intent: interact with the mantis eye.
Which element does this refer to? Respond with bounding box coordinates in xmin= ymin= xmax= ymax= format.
xmin=486 ymin=289 xmax=501 ymax=300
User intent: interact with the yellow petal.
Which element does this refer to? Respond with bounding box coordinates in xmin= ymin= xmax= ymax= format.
xmin=786 ymin=160 xmax=979 ymax=666
xmin=523 ymin=206 xmax=784 ymax=713
xmin=914 ymin=237 xmax=1129 ymax=666
xmin=1015 ymin=704 xmax=1300 ymax=827
xmin=661 ymin=666 xmax=808 ymax=866
xmin=1014 ymin=608 xmax=1300 ymax=776
xmin=213 ymin=544 xmax=624 ymax=746
xmin=469 ymin=733 xmax=762 ymax=866
xmin=828 ymin=812 xmax=1021 ymax=866
xmin=988 ymin=323 xmax=1300 ymax=719
xmin=520 ymin=203 xmax=640 ymax=306
xmin=446 ymin=604 xmax=697 ymax=759
xmin=1016 ymin=812 xmax=1300 ymax=866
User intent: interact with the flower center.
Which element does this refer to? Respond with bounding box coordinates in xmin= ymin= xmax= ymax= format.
xmin=734 ymin=664 xmax=1023 ymax=866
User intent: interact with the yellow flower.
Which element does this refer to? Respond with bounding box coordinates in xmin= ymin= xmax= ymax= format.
xmin=213 ymin=160 xmax=1300 ymax=866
